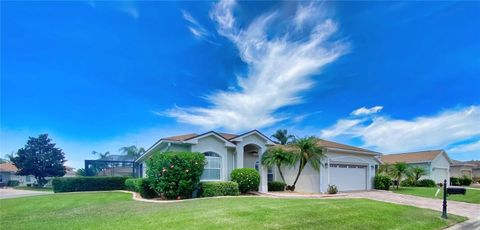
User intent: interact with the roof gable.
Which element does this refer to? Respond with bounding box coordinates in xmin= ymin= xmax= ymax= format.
xmin=183 ymin=131 xmax=236 ymax=147
xmin=229 ymin=130 xmax=276 ymax=145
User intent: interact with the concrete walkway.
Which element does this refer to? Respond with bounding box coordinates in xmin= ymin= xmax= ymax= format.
xmin=0 ymin=188 xmax=52 ymax=199
xmin=346 ymin=191 xmax=480 ymax=219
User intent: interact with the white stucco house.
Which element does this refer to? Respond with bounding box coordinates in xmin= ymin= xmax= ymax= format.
xmin=380 ymin=150 xmax=452 ymax=184
xmin=135 ymin=130 xmax=381 ymax=193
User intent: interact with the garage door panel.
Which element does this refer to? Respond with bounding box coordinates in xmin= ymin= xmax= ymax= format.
xmin=329 ymin=164 xmax=367 ymax=191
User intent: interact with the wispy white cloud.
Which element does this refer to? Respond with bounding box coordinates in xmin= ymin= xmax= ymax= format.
xmin=321 ymin=105 xmax=480 ymax=154
xmin=166 ymin=0 xmax=348 ymax=131
xmin=182 ymin=10 xmax=208 ymax=39
xmin=448 ymin=140 xmax=480 ymax=153
xmin=351 ymin=106 xmax=383 ymax=116
xmin=86 ymin=1 xmax=139 ymax=20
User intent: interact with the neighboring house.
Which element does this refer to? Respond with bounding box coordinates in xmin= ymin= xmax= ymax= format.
xmin=380 ymin=150 xmax=452 ymax=184
xmin=135 ymin=130 xmax=381 ymax=193
xmin=64 ymin=166 xmax=77 ymax=177
xmin=450 ymin=160 xmax=475 ymax=178
xmin=463 ymin=160 xmax=480 ymax=178
xmin=0 ymin=162 xmax=36 ymax=186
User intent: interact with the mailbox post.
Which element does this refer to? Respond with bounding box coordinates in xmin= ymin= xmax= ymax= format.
xmin=442 ymin=179 xmax=447 ymax=219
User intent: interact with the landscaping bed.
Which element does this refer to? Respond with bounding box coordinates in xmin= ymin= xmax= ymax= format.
xmin=393 ymin=187 xmax=480 ymax=204
xmin=0 ymin=192 xmax=465 ymax=230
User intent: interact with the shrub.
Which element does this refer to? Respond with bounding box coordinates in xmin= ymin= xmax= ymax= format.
xmin=230 ymin=168 xmax=260 ymax=193
xmin=374 ymin=175 xmax=392 ymax=190
xmin=52 ymin=176 xmax=129 ymax=193
xmin=268 ymin=181 xmax=286 ymax=191
xmin=450 ymin=177 xmax=460 ymax=186
xmin=473 ymin=176 xmax=480 ymax=184
xmin=459 ymin=176 xmax=472 ymax=186
xmin=400 ymin=179 xmax=416 ymax=187
xmin=135 ymin=178 xmax=157 ymax=198
xmin=147 ymin=151 xmax=205 ymax=200
xmin=200 ymin=181 xmax=240 ymax=197
xmin=327 ymin=185 xmax=338 ymax=194
xmin=417 ymin=179 xmax=436 ymax=187
xmin=125 ymin=178 xmax=137 ymax=191
xmin=7 ymin=180 xmax=19 ymax=187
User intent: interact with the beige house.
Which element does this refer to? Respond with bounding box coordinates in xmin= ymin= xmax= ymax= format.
xmin=0 ymin=162 xmax=36 ymax=186
xmin=135 ymin=130 xmax=381 ymax=193
xmin=380 ymin=150 xmax=452 ymax=184
xmin=450 ymin=160 xmax=475 ymax=178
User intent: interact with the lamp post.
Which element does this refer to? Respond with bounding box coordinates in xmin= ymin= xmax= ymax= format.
xmin=442 ymin=179 xmax=447 ymax=219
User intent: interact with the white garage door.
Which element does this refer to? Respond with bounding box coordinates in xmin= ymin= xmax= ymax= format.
xmin=329 ymin=164 xmax=367 ymax=191
xmin=433 ymin=168 xmax=448 ymax=184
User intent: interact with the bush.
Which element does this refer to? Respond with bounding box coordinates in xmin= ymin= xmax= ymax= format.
xmin=459 ymin=176 xmax=472 ymax=186
xmin=327 ymin=185 xmax=338 ymax=194
xmin=230 ymin=168 xmax=260 ymax=193
xmin=417 ymin=179 xmax=436 ymax=187
xmin=374 ymin=175 xmax=392 ymax=190
xmin=52 ymin=176 xmax=129 ymax=193
xmin=473 ymin=176 xmax=480 ymax=184
xmin=200 ymin=181 xmax=240 ymax=197
xmin=125 ymin=178 xmax=137 ymax=191
xmin=147 ymin=151 xmax=205 ymax=200
xmin=7 ymin=180 xmax=19 ymax=187
xmin=268 ymin=181 xmax=286 ymax=191
xmin=450 ymin=177 xmax=460 ymax=186
xmin=124 ymin=178 xmax=157 ymax=198
xmin=400 ymin=179 xmax=416 ymax=187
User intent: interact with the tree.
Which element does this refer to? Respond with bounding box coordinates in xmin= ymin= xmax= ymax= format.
xmin=271 ymin=129 xmax=295 ymax=145
xmin=378 ymin=163 xmax=392 ymax=175
xmin=76 ymin=168 xmax=86 ymax=176
xmin=119 ymin=145 xmax=146 ymax=159
xmin=92 ymin=150 xmax=110 ymax=159
xmin=409 ymin=166 xmax=427 ymax=184
xmin=11 ymin=134 xmax=66 ymax=186
xmin=261 ymin=147 xmax=296 ymax=183
xmin=289 ymin=136 xmax=325 ymax=191
xmin=390 ymin=162 xmax=409 ymax=189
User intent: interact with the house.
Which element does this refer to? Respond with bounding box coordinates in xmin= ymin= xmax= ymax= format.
xmin=0 ymin=162 xmax=36 ymax=186
xmin=380 ymin=150 xmax=452 ymax=184
xmin=450 ymin=160 xmax=475 ymax=179
xmin=135 ymin=130 xmax=381 ymax=193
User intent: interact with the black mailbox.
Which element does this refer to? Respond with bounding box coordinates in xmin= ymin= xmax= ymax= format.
xmin=446 ymin=187 xmax=466 ymax=195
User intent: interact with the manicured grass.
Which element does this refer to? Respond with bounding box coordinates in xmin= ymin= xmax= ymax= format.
xmin=393 ymin=187 xmax=480 ymax=204
xmin=0 ymin=192 xmax=464 ymax=230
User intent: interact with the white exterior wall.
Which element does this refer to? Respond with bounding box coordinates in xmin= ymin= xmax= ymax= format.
xmin=430 ymin=153 xmax=450 ymax=184
xmin=408 ymin=162 xmax=432 ymax=181
xmin=191 ymin=136 xmax=231 ymax=181
xmin=281 ymin=162 xmax=319 ymax=193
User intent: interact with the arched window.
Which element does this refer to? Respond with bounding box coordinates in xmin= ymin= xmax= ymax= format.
xmin=201 ymin=152 xmax=221 ymax=181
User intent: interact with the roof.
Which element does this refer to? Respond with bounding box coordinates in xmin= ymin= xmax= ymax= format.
xmin=162 ymin=132 xmax=247 ymax=142
xmin=452 ymin=160 xmax=480 ymax=167
xmin=274 ymin=138 xmax=379 ymax=155
xmin=380 ymin=150 xmax=444 ymax=164
xmin=0 ymin=162 xmax=18 ymax=173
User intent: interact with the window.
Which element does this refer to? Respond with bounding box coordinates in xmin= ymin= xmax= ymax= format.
xmin=26 ymin=175 xmax=31 ymax=182
xmin=201 ymin=152 xmax=221 ymax=181
xmin=255 ymin=161 xmax=274 ymax=182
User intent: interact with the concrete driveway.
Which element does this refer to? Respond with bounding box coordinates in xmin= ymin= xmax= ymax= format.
xmin=347 ymin=190 xmax=480 ymax=219
xmin=0 ymin=188 xmax=52 ymax=199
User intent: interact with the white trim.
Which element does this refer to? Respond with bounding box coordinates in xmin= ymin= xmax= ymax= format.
xmin=184 ymin=132 xmax=236 ymax=147
xmin=229 ymin=130 xmax=276 ymax=145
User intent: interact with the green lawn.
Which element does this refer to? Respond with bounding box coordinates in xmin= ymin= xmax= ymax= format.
xmin=393 ymin=187 xmax=480 ymax=204
xmin=0 ymin=192 xmax=464 ymax=230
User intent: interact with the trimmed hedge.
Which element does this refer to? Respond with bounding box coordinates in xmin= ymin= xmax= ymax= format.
xmin=417 ymin=179 xmax=436 ymax=187
xmin=450 ymin=177 xmax=460 ymax=186
xmin=124 ymin=178 xmax=157 ymax=198
xmin=374 ymin=175 xmax=392 ymax=190
xmin=230 ymin=168 xmax=260 ymax=193
xmin=459 ymin=176 xmax=472 ymax=186
xmin=268 ymin=181 xmax=286 ymax=191
xmin=52 ymin=176 xmax=129 ymax=193
xmin=147 ymin=151 xmax=205 ymax=200
xmin=7 ymin=180 xmax=19 ymax=187
xmin=125 ymin=178 xmax=136 ymax=191
xmin=200 ymin=181 xmax=240 ymax=197
xmin=400 ymin=180 xmax=416 ymax=187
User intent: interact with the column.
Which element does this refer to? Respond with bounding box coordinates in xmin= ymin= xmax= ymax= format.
xmin=258 ymin=147 xmax=268 ymax=192
xmin=236 ymin=144 xmax=244 ymax=169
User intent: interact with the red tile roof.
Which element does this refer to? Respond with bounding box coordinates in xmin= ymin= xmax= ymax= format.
xmin=0 ymin=162 xmax=18 ymax=173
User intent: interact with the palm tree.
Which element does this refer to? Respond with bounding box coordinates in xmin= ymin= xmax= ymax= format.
xmin=261 ymin=147 xmax=296 ymax=183
xmin=378 ymin=163 xmax=392 ymax=175
xmin=119 ymin=145 xmax=146 ymax=159
xmin=289 ymin=136 xmax=325 ymax=191
xmin=409 ymin=166 xmax=427 ymax=184
xmin=391 ymin=162 xmax=409 ymax=189
xmin=92 ymin=151 xmax=110 ymax=159
xmin=271 ymin=129 xmax=295 ymax=145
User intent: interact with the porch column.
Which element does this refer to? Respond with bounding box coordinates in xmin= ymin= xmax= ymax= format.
xmin=258 ymin=147 xmax=268 ymax=193
xmin=236 ymin=144 xmax=244 ymax=169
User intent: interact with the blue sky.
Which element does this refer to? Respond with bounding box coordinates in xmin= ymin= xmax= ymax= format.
xmin=1 ymin=1 xmax=479 ymax=168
